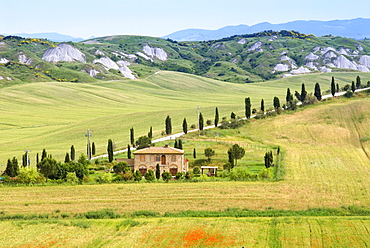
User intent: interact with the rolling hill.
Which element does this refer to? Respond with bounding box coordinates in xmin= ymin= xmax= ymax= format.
xmin=1 ymin=31 xmax=370 ymax=85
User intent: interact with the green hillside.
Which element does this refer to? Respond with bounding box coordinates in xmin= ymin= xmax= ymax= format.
xmin=1 ymin=31 xmax=370 ymax=84
xmin=0 ymin=71 xmax=368 ymax=165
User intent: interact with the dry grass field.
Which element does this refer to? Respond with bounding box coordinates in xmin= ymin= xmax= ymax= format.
xmin=0 ymin=91 xmax=369 ymax=247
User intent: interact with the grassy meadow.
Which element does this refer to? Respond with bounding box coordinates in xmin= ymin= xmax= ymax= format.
xmin=0 ymin=71 xmax=368 ymax=166
xmin=0 ymin=71 xmax=370 ymax=247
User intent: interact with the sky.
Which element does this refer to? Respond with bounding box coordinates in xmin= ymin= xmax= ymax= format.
xmin=1 ymin=0 xmax=370 ymax=39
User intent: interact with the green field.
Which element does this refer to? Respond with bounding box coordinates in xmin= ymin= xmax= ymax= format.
xmin=1 ymin=72 xmax=370 ymax=247
xmin=0 ymin=71 xmax=368 ymax=165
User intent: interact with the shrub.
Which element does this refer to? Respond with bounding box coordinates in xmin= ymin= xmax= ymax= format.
xmin=144 ymin=169 xmax=155 ymax=182
xmin=96 ymin=173 xmax=113 ymax=183
xmin=17 ymin=167 xmax=45 ymax=185
xmin=184 ymin=171 xmax=192 ymax=180
xmin=122 ymin=170 xmax=134 ymax=181
xmin=229 ymin=167 xmax=257 ymax=181
xmin=258 ymin=168 xmax=273 ymax=180
xmin=66 ymin=172 xmax=79 ymax=184
xmin=162 ymin=171 xmax=172 ymax=182
xmin=344 ymin=90 xmax=354 ymax=98
xmin=175 ymin=172 xmax=183 ymax=180
xmin=193 ymin=167 xmax=200 ymax=175
xmin=133 ymin=170 xmax=142 ymax=181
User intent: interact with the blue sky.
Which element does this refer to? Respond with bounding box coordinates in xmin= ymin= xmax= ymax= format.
xmin=1 ymin=0 xmax=369 ymax=38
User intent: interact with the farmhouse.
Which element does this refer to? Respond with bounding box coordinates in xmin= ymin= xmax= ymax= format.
xmin=118 ymin=145 xmax=188 ymax=176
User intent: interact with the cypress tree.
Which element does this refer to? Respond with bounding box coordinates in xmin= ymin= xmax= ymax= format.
xmin=199 ymin=112 xmax=204 ymax=131
xmin=300 ymin=83 xmax=307 ymax=102
xmin=351 ymin=81 xmax=356 ymax=93
xmin=130 ymin=128 xmax=135 ymax=146
xmin=331 ymin=77 xmax=336 ymax=96
xmin=155 ymin=164 xmax=160 ymax=180
xmin=336 ymin=83 xmax=339 ymax=93
xmin=148 ymin=126 xmax=153 ymax=139
xmin=4 ymin=157 xmax=19 ymax=177
xmin=178 ymin=139 xmax=183 ymax=149
xmin=260 ymin=99 xmax=264 ymax=112
xmin=182 ymin=118 xmax=188 ymax=134
xmin=65 ymin=153 xmax=70 ymax=163
xmin=107 ymin=139 xmax=113 ymax=163
xmin=174 ymin=139 xmax=178 ymax=149
xmin=127 ymin=144 xmax=131 ymax=159
xmin=356 ymin=75 xmax=361 ymax=89
xmin=36 ymin=153 xmax=39 ymax=164
xmin=70 ymin=145 xmax=75 ymax=161
xmin=314 ymin=83 xmax=322 ymax=101
xmin=286 ymin=88 xmax=293 ymax=105
xmin=41 ymin=149 xmax=47 ymax=161
xmin=92 ymin=142 xmax=96 ymax=156
xmin=22 ymin=153 xmax=27 ymax=167
xmin=273 ymin=96 xmax=280 ymax=109
xmin=214 ymin=107 xmax=219 ymax=127
xmin=245 ymin=97 xmax=251 ymax=119
xmin=165 ymin=115 xmax=172 ymax=135
xmin=193 ymin=148 xmax=196 ymax=158
xmin=230 ymin=112 xmax=236 ymax=119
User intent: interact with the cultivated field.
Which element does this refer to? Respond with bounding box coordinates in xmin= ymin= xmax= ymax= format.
xmin=0 ymin=71 xmax=368 ymax=165
xmin=0 ymin=72 xmax=370 ymax=247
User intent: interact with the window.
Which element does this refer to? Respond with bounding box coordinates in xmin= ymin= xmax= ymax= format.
xmin=140 ymin=155 xmax=145 ymax=162
xmin=171 ymin=155 xmax=176 ymax=162
xmin=156 ymin=155 xmax=160 ymax=161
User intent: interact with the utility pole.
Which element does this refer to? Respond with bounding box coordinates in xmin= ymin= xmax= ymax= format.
xmin=197 ymin=106 xmax=200 ymax=136
xmin=24 ymin=150 xmax=31 ymax=167
xmin=85 ymin=129 xmax=92 ymax=160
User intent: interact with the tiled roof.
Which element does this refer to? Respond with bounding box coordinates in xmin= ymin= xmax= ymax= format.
xmin=133 ymin=146 xmax=184 ymax=154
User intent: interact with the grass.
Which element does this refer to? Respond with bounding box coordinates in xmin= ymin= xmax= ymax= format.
xmin=0 ymin=71 xmax=368 ymax=166
xmin=0 ymin=217 xmax=369 ymax=247
xmin=0 ymin=80 xmax=370 ymax=246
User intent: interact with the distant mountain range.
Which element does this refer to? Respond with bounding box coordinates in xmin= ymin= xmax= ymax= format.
xmin=163 ymin=18 xmax=370 ymax=41
xmin=2 ymin=32 xmax=85 ymax=42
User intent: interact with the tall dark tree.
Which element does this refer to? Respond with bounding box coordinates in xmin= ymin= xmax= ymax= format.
xmin=127 ymin=144 xmax=131 ymax=159
xmin=178 ymin=139 xmax=183 ymax=149
xmin=286 ymin=88 xmax=293 ymax=106
xmin=155 ymin=164 xmax=160 ymax=180
xmin=148 ymin=126 xmax=153 ymax=139
xmin=36 ymin=153 xmax=39 ymax=164
xmin=193 ymin=148 xmax=197 ymax=158
xmin=245 ymin=97 xmax=251 ymax=119
xmin=314 ymin=83 xmax=322 ymax=101
xmin=331 ymin=76 xmax=336 ymax=96
xmin=294 ymin=91 xmax=301 ymax=101
xmin=356 ymin=75 xmax=361 ymax=89
xmin=22 ymin=153 xmax=27 ymax=167
xmin=351 ymin=81 xmax=356 ymax=93
xmin=273 ymin=96 xmax=280 ymax=109
xmin=230 ymin=112 xmax=236 ymax=119
xmin=174 ymin=139 xmax=178 ymax=149
xmin=182 ymin=118 xmax=188 ymax=134
xmin=336 ymin=83 xmax=339 ymax=93
xmin=130 ymin=128 xmax=135 ymax=146
xmin=41 ymin=149 xmax=47 ymax=161
xmin=92 ymin=142 xmax=96 ymax=156
xmin=4 ymin=157 xmax=19 ymax=177
xmin=260 ymin=99 xmax=265 ymax=112
xmin=214 ymin=107 xmax=219 ymax=127
xmin=65 ymin=153 xmax=70 ymax=163
xmin=300 ymin=83 xmax=307 ymax=102
xmin=228 ymin=144 xmax=245 ymax=167
xmin=70 ymin=145 xmax=75 ymax=161
xmin=107 ymin=139 xmax=114 ymax=163
xmin=227 ymin=150 xmax=234 ymax=170
xmin=165 ymin=115 xmax=172 ymax=135
xmin=199 ymin=112 xmax=204 ymax=131
xmin=264 ymin=151 xmax=273 ymax=168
